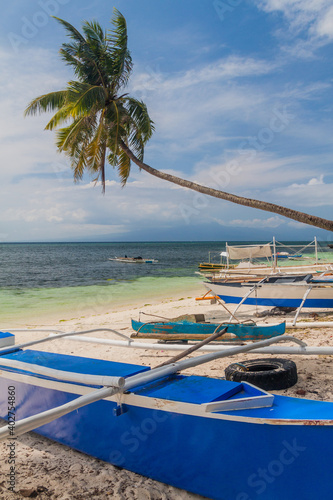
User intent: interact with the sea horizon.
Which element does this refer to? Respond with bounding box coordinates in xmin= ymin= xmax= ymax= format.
xmin=2 ymin=237 xmax=333 ymax=243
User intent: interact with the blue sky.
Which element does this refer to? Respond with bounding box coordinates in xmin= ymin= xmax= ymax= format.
xmin=0 ymin=0 xmax=332 ymax=242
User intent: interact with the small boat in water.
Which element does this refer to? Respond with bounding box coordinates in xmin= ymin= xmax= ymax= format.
xmin=131 ymin=318 xmax=286 ymax=342
xmin=109 ymin=256 xmax=158 ymax=264
xmin=0 ymin=331 xmax=332 ymax=500
xmin=274 ymin=251 xmax=303 ymax=259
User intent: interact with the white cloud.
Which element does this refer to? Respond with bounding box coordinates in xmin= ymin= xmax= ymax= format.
xmin=287 ymin=220 xmax=309 ymax=228
xmin=191 ymin=153 xmax=318 ymax=193
xmin=307 ymin=174 xmax=325 ymax=185
xmin=0 ymin=47 xmax=70 ymax=180
xmin=273 ymin=175 xmax=333 ymax=206
xmin=316 ymin=5 xmax=333 ymax=36
xmin=78 ymin=180 xmax=118 ymax=190
xmin=132 ymin=55 xmax=276 ymax=94
xmin=130 ymin=55 xmax=278 ymax=150
xmin=258 ymin=0 xmax=332 ymax=32
xmin=257 ymin=0 xmax=333 ymax=56
xmin=214 ymin=215 xmax=285 ymax=228
xmin=137 ymin=55 xmax=273 ymax=95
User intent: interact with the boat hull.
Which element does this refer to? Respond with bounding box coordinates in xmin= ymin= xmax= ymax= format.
xmin=217 ymin=263 xmax=333 ymax=277
xmin=131 ymin=319 xmax=285 ymax=341
xmin=209 ymin=282 xmax=333 ymax=308
xmin=1 ymin=350 xmax=333 ymax=500
xmin=109 ymin=258 xmax=158 ymax=264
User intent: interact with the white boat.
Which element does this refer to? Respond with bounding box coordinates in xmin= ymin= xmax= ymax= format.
xmin=109 ymin=256 xmax=158 ymax=264
xmin=201 ymin=238 xmax=333 ymax=277
xmin=208 ymin=274 xmax=333 ymax=309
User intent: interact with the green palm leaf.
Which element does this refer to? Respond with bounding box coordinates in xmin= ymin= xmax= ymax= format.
xmin=25 ymin=91 xmax=67 ymax=116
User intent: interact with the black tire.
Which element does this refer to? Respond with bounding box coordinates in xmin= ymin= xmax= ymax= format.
xmin=225 ymin=358 xmax=297 ymax=390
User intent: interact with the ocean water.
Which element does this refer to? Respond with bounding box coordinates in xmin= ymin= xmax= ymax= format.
xmin=0 ymin=241 xmax=332 ymax=325
xmin=0 ymin=242 xmax=214 ymax=325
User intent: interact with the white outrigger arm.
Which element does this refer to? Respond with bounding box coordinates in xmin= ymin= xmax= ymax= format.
xmin=292 ymin=285 xmax=313 ymax=326
xmin=0 ymin=334 xmax=306 ymax=442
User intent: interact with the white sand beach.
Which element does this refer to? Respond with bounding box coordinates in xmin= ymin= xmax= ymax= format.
xmin=1 ymin=287 xmax=333 ymax=499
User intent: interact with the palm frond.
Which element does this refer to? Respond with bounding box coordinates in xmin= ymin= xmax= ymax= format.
xmin=85 ymin=115 xmax=105 ymax=171
xmin=53 ymin=17 xmax=86 ymax=44
xmin=82 ymin=20 xmax=105 ymax=46
xmin=72 ymin=148 xmax=89 ymax=181
xmin=66 ymin=82 xmax=106 ymax=116
xmin=44 ymin=103 xmax=73 ymax=130
xmin=58 ymin=46 xmax=89 ymax=83
xmin=24 ymin=91 xmax=67 ymax=116
xmin=55 ymin=115 xmax=96 ymax=151
xmin=115 ymin=147 xmax=131 ymax=186
xmin=125 ymin=97 xmax=155 ymax=142
xmin=56 ymin=17 xmax=108 ymax=88
xmin=106 ymin=9 xmax=133 ymax=90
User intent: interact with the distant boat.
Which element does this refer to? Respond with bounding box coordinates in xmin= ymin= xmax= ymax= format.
xmin=131 ymin=318 xmax=285 ymax=342
xmin=274 ymin=252 xmax=303 ymax=259
xmin=109 ymin=256 xmax=158 ymax=264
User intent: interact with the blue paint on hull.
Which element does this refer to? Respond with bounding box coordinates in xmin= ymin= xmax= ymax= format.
xmin=0 ymin=350 xmax=333 ymax=499
xmin=216 ymin=294 xmax=333 ymax=308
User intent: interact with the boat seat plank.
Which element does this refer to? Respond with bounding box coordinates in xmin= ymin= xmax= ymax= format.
xmin=203 ymin=383 xmax=274 ymax=412
xmin=132 ymin=374 xmax=243 ymax=405
xmin=0 ymin=332 xmax=15 ymax=348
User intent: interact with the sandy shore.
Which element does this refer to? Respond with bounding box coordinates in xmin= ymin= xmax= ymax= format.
xmin=1 ymin=287 xmax=333 ymax=499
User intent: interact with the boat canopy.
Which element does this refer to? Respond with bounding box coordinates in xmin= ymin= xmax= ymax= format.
xmin=227 ymin=243 xmax=272 ymax=260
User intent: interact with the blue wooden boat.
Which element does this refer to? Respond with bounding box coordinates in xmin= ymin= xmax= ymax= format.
xmin=0 ymin=333 xmax=332 ymax=500
xmin=209 ymin=275 xmax=333 ymax=309
xmin=131 ymin=318 xmax=285 ymax=341
xmin=274 ymin=252 xmax=303 ymax=259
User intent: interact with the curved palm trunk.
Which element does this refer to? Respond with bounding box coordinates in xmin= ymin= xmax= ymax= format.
xmin=120 ymin=141 xmax=333 ymax=232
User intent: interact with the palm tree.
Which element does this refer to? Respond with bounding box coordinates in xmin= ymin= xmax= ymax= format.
xmin=25 ymin=9 xmax=333 ymax=232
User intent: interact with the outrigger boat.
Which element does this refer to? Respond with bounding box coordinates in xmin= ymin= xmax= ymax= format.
xmin=109 ymin=256 xmax=158 ymax=264
xmin=199 ymin=238 xmax=333 ymax=277
xmin=208 ymin=274 xmax=333 ymax=309
xmin=131 ymin=318 xmax=286 ymax=342
xmin=274 ymin=251 xmax=303 ymax=259
xmin=0 ymin=330 xmax=333 ymax=500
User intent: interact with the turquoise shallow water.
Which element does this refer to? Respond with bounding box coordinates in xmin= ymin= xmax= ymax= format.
xmin=0 ymin=276 xmax=202 ymax=325
xmin=0 ymin=241 xmax=331 ymax=325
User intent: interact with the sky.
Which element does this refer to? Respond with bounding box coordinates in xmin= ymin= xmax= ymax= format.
xmin=0 ymin=0 xmax=333 ymax=242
